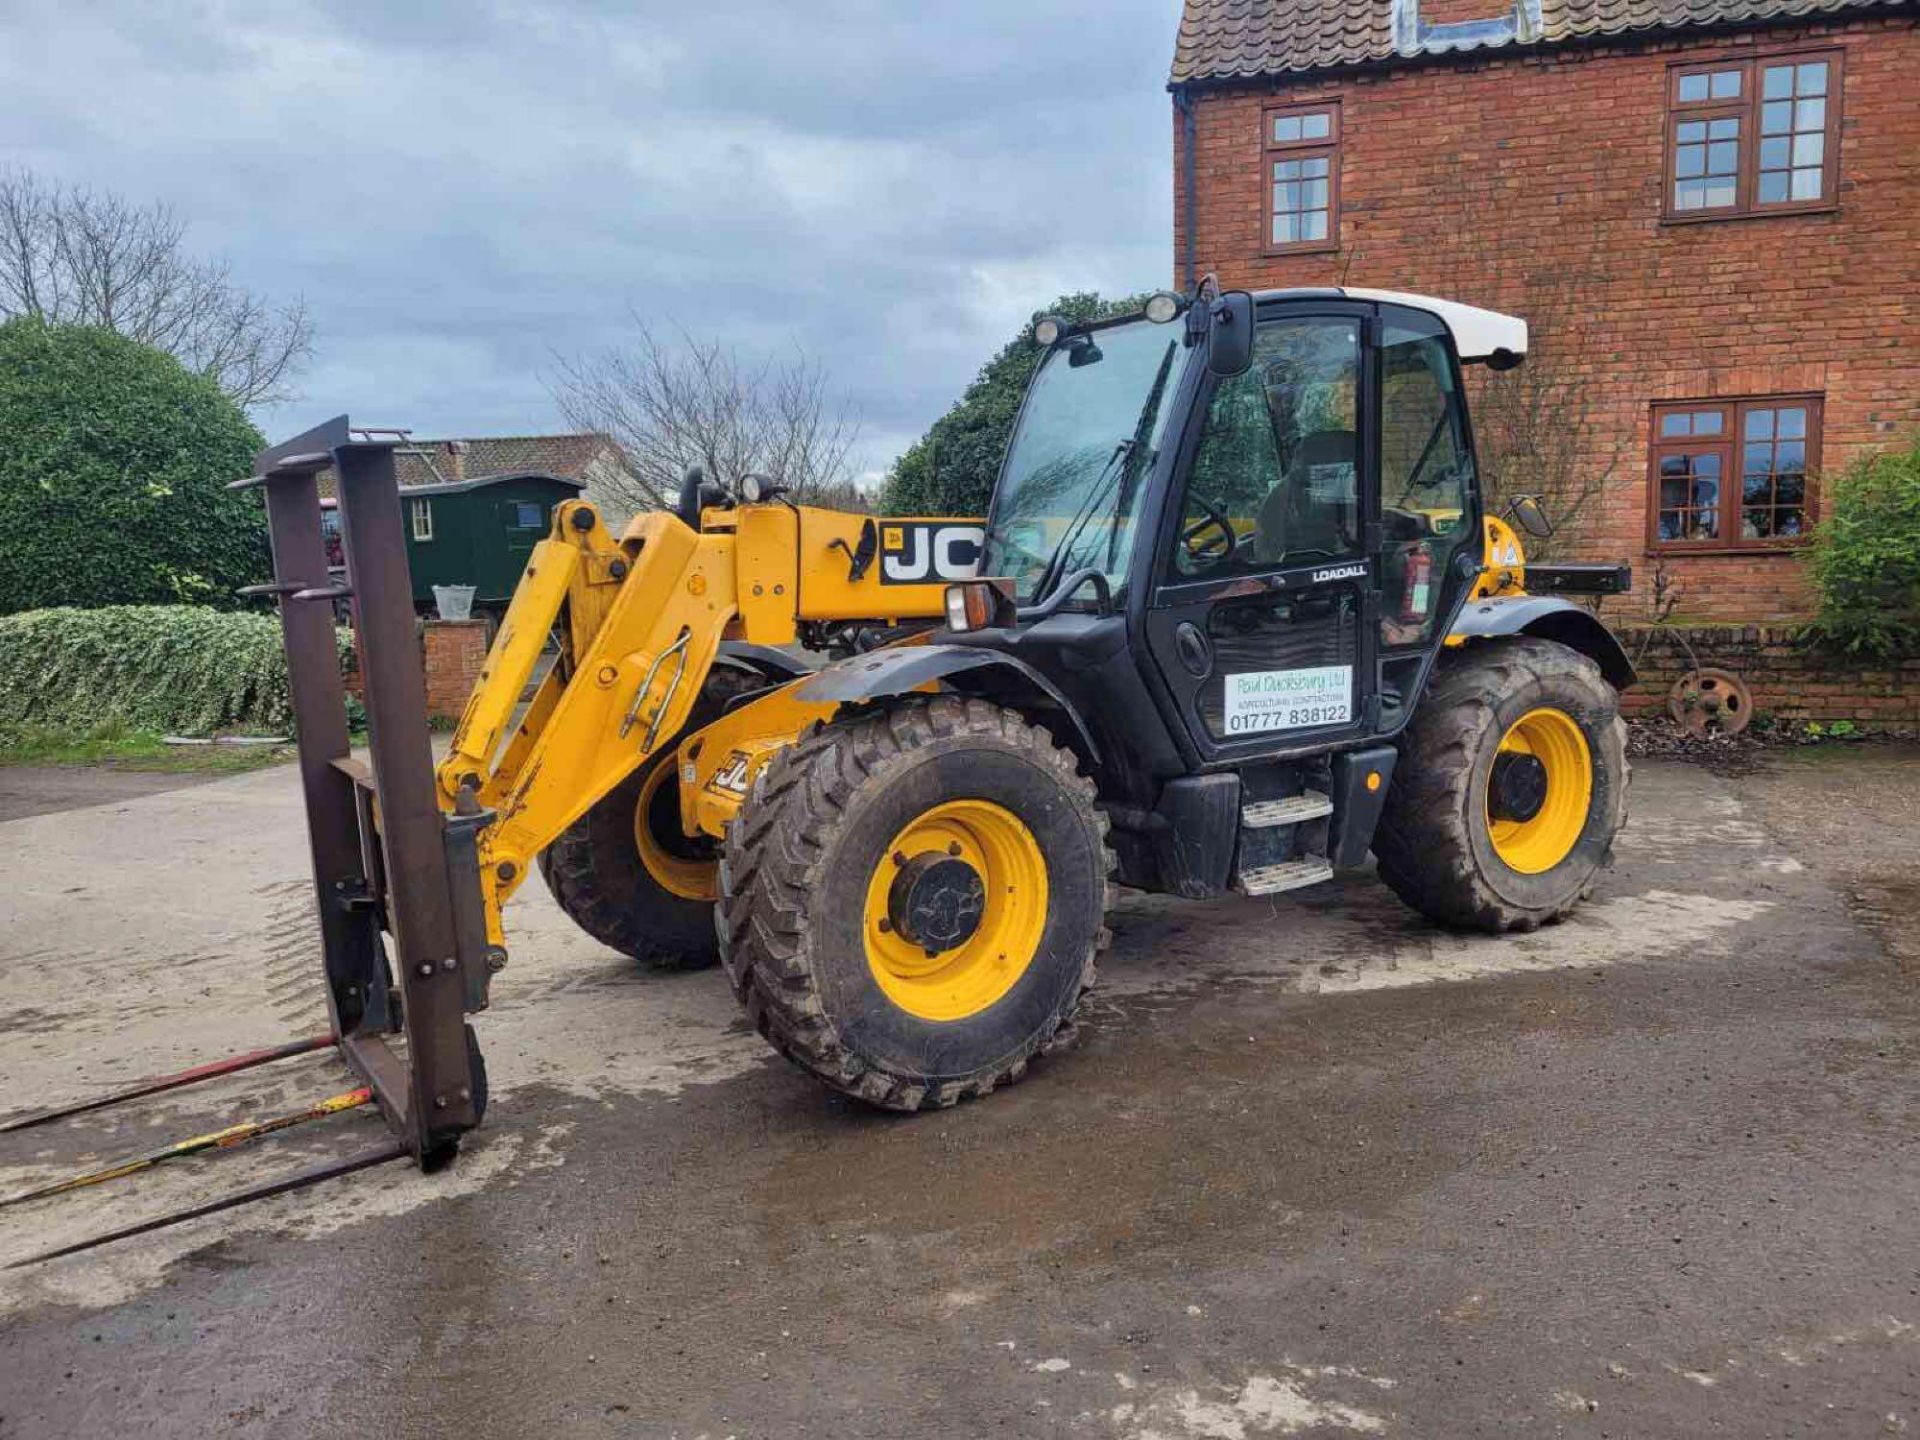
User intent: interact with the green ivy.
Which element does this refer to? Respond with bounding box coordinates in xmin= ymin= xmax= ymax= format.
xmin=1808 ymin=433 xmax=1920 ymax=658
xmin=0 ymin=605 xmax=351 ymax=737
xmin=881 ymin=291 xmax=1153 ymax=518
xmin=0 ymin=318 xmax=269 ymax=614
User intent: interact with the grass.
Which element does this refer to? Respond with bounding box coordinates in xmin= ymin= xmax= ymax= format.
xmin=0 ymin=722 xmax=294 ymax=774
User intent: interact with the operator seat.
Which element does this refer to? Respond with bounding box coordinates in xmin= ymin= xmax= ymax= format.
xmin=1254 ymin=429 xmax=1357 ymax=564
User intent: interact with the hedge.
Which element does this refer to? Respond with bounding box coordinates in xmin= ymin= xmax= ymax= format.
xmin=0 ymin=318 xmax=268 ymax=614
xmin=0 ymin=605 xmax=349 ymax=738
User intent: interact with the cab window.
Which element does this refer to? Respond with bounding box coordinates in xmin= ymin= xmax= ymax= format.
xmin=1171 ymin=317 xmax=1361 ymax=578
xmin=1379 ymin=314 xmax=1475 ymax=646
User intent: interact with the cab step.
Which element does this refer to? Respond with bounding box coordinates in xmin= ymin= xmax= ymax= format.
xmin=1241 ymin=791 xmax=1333 ymax=829
xmin=1236 ymin=857 xmax=1336 ymax=897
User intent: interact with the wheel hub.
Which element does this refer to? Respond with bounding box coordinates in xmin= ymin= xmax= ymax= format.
xmin=1488 ymin=751 xmax=1549 ymax=823
xmin=862 ymin=798 xmax=1049 ymax=1022
xmin=1485 ymin=707 xmax=1594 ymax=875
xmin=888 ymin=854 xmax=986 ymax=954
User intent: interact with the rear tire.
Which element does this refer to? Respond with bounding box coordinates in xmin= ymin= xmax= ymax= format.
xmin=719 ymin=696 xmax=1112 ymax=1111
xmin=1373 ymin=637 xmax=1629 ymax=932
xmin=538 ymin=664 xmax=761 ymax=969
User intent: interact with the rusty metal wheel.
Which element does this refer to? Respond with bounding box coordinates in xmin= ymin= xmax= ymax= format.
xmin=1668 ymin=667 xmax=1753 ymax=737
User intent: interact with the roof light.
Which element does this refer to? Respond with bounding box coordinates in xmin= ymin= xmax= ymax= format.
xmin=1144 ymin=291 xmax=1185 ymax=324
xmin=738 ymin=472 xmax=787 ymax=505
xmin=1033 ymin=315 xmax=1066 ymax=347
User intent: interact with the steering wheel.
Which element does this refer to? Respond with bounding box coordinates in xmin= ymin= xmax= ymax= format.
xmin=1180 ymin=493 xmax=1238 ymax=566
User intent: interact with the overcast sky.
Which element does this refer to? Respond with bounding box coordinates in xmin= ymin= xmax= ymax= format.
xmin=2 ymin=2 xmax=1178 ymax=479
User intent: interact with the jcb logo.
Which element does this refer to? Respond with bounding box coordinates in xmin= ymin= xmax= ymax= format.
xmin=705 ymin=751 xmax=753 ymax=797
xmin=880 ymin=523 xmax=985 ymax=586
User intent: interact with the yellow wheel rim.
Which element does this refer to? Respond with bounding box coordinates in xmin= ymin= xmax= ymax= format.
xmin=633 ymin=761 xmax=717 ymax=902
xmin=1486 ymin=707 xmax=1593 ymax=874
xmin=862 ymin=799 xmax=1049 ymax=1023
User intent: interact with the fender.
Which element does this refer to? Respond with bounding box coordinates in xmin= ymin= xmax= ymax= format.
xmin=1450 ymin=595 xmax=1637 ymax=691
xmin=791 ymin=643 xmax=1101 ymax=763
xmin=716 ymin=640 xmax=814 ymax=685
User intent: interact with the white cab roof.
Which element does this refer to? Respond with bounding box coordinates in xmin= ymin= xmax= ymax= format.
xmin=1342 ymin=288 xmax=1527 ymax=361
xmin=1255 ymin=286 xmax=1528 ymax=362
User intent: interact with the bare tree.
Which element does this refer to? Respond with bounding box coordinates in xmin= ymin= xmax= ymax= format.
xmin=1464 ymin=271 xmax=1624 ymax=561
xmin=0 ymin=169 xmax=311 ymax=408
xmin=550 ymin=315 xmax=863 ymax=516
xmin=1350 ymin=158 xmax=1626 ymax=561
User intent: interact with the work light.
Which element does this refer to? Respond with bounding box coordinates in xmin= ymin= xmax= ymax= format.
xmin=1144 ymin=291 xmax=1185 ymax=323
xmin=739 ymin=473 xmax=786 ymax=504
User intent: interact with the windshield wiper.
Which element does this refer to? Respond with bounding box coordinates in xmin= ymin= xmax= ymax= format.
xmin=1103 ymin=342 xmax=1178 ymax=575
xmin=1030 ymin=438 xmax=1134 ymax=607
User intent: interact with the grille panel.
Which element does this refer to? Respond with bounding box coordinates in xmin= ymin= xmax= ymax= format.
xmin=1198 ymin=587 xmax=1358 ymax=739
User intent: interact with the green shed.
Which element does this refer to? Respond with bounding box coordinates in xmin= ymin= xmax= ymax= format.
xmin=395 ymin=472 xmax=586 ymax=610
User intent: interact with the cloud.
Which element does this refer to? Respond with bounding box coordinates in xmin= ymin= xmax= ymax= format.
xmin=0 ymin=0 xmax=1176 ymax=473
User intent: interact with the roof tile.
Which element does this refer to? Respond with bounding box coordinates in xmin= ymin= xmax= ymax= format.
xmin=1171 ymin=0 xmax=1904 ymax=80
xmin=313 ymin=432 xmax=619 ymax=499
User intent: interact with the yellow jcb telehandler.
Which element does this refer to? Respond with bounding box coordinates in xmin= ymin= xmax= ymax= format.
xmin=6 ymin=284 xmax=1635 ymax=1259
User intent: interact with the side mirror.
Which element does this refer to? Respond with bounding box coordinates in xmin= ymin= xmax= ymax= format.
xmin=1066 ymin=336 xmax=1104 ymax=369
xmin=1506 ymin=494 xmax=1555 ymax=539
xmin=1205 ymin=291 xmax=1255 ymax=377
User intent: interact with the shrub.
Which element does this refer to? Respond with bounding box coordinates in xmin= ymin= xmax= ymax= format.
xmin=0 ymin=319 xmax=268 ymax=614
xmin=0 ymin=605 xmax=349 ymax=737
xmin=1808 ymin=433 xmax=1920 ymax=658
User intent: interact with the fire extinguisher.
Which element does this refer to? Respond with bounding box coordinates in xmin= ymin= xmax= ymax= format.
xmin=1400 ymin=543 xmax=1433 ymax=621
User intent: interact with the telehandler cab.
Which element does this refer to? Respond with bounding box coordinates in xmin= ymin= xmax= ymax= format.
xmin=7 ymin=284 xmax=1636 ymax=1235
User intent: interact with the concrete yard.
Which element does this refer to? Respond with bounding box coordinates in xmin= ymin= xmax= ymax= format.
xmin=1 ymin=746 xmax=1917 ymax=1437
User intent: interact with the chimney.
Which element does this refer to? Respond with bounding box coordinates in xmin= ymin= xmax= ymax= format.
xmin=446 ymin=438 xmax=468 ymax=482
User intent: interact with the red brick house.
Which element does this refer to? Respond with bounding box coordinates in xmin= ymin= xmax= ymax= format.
xmin=1169 ymin=0 xmax=1919 ymax=620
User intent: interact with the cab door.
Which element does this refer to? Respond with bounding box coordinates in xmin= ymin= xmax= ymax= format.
xmin=1140 ymin=303 xmax=1380 ymax=762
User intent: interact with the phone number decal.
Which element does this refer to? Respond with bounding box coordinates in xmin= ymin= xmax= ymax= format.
xmin=1222 ymin=665 xmax=1352 ymax=735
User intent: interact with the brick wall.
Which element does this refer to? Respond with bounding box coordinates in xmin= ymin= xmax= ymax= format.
xmin=338 ymin=618 xmax=488 ymax=722
xmin=1175 ymin=15 xmax=1920 ymax=622
xmin=1618 ymin=623 xmax=1920 ymax=729
xmin=421 ymin=620 xmax=488 ymax=721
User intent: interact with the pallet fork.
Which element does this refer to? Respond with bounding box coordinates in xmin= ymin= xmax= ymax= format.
xmin=3 ymin=418 xmax=493 ymax=1267
xmin=241 ymin=416 xmax=494 ymax=1161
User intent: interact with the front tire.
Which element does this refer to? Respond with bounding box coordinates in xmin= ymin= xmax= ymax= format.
xmin=719 ymin=697 xmax=1112 ymax=1111
xmin=1373 ymin=637 xmax=1629 ymax=932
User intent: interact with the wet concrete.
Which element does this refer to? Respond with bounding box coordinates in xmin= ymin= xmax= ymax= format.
xmin=1 ymin=751 xmax=1917 ymax=1437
